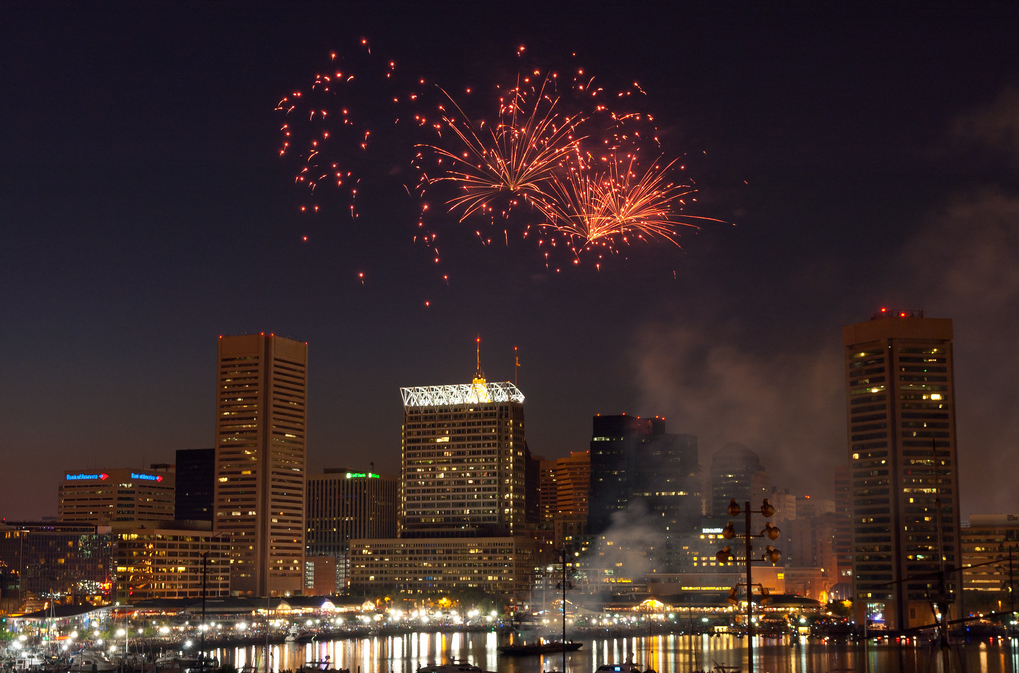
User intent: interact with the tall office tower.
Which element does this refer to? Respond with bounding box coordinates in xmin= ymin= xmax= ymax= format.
xmin=524 ymin=445 xmax=542 ymax=527
xmin=709 ymin=443 xmax=770 ymax=517
xmin=538 ymin=458 xmax=559 ymax=525
xmin=832 ymin=464 xmax=854 ymax=598
xmin=305 ymin=469 xmax=398 ymax=590
xmin=213 ymin=334 xmax=307 ymax=596
xmin=556 ymin=451 xmax=591 ymax=518
xmin=399 ymin=373 xmax=526 ymax=537
xmin=175 ymin=448 xmax=216 ymax=522
xmin=843 ymin=310 xmax=961 ymax=631
xmin=58 ymin=468 xmax=176 ymax=524
xmin=589 ymin=414 xmax=650 ymax=533
xmin=589 ymin=416 xmax=700 ymax=540
xmin=351 ymin=365 xmax=535 ymax=601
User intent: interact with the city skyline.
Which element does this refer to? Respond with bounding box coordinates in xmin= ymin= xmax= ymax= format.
xmin=3 ymin=3 xmax=1019 ymax=523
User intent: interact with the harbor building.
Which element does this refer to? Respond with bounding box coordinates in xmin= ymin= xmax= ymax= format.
xmin=399 ymin=372 xmax=526 ymax=537
xmin=350 ymin=350 xmax=536 ymax=600
xmin=58 ymin=468 xmax=175 ymax=524
xmin=588 ymin=415 xmax=700 ymax=537
xmin=305 ymin=469 xmax=398 ymax=592
xmin=709 ymin=443 xmax=770 ymax=518
xmin=212 ymin=333 xmax=307 ymax=596
xmin=175 ymin=448 xmax=216 ymax=522
xmin=960 ymin=514 xmax=1019 ymax=613
xmin=843 ymin=310 xmax=961 ymax=631
xmin=0 ymin=522 xmax=114 ymax=612
xmin=109 ymin=521 xmax=231 ymax=601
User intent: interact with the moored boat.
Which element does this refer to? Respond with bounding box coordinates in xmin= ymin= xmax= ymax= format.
xmin=498 ymin=641 xmax=582 ymax=656
xmin=416 ymin=661 xmax=496 ymax=673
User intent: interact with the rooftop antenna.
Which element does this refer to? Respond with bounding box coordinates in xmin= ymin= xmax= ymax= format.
xmin=514 ymin=346 xmax=520 ymax=387
xmin=473 ymin=335 xmax=486 ymax=384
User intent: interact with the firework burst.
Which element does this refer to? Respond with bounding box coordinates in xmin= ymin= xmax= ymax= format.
xmin=421 ymin=78 xmax=583 ymax=221
xmin=541 ymin=153 xmax=711 ymax=254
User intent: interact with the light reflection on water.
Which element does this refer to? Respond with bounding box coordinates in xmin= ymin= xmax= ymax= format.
xmin=211 ymin=633 xmax=1019 ymax=673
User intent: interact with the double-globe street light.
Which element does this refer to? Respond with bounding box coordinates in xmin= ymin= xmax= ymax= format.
xmin=715 ymin=498 xmax=783 ymax=673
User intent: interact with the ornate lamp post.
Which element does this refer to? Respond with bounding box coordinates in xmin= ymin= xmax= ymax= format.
xmin=715 ymin=498 xmax=782 ymax=673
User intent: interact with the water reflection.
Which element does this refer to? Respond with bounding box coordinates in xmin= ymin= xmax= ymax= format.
xmin=212 ymin=633 xmax=1019 ymax=673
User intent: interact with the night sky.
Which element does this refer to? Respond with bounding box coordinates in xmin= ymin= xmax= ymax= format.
xmin=3 ymin=2 xmax=1018 ymax=522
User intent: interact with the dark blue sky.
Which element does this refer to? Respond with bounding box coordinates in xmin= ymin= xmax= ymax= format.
xmin=3 ymin=2 xmax=1018 ymax=521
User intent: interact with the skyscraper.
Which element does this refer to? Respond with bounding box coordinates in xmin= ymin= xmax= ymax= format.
xmin=709 ymin=443 xmax=770 ymax=517
xmin=349 ymin=358 xmax=536 ymax=600
xmin=212 ymin=334 xmax=307 ymax=596
xmin=175 ymin=448 xmax=215 ymax=522
xmin=399 ymin=373 xmax=526 ymax=537
xmin=843 ymin=310 xmax=961 ymax=631
xmin=588 ymin=415 xmax=699 ymax=535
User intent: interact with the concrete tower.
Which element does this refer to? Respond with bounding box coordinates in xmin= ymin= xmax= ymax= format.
xmin=212 ymin=333 xmax=307 ymax=596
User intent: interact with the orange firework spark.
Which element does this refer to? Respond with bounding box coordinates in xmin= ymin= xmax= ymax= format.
xmin=420 ymin=76 xmax=583 ymax=221
xmin=540 ymin=153 xmax=718 ymax=254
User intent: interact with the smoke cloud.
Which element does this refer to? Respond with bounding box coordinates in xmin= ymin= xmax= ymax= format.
xmin=627 ymin=86 xmax=1019 ymax=519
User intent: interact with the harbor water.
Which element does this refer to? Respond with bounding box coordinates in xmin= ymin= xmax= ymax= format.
xmin=210 ymin=631 xmax=1019 ymax=673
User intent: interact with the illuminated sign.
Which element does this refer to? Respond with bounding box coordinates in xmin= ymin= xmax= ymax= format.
xmin=702 ymin=528 xmax=723 ymax=534
xmin=130 ymin=472 xmax=163 ymax=482
xmin=66 ymin=473 xmax=109 ymax=481
xmin=345 ymin=472 xmax=380 ymax=479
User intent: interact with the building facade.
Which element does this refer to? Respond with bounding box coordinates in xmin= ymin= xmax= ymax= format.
xmin=349 ymin=536 xmax=537 ymax=599
xmin=399 ymin=378 xmax=526 ymax=537
xmin=0 ymin=523 xmax=114 ymax=612
xmin=306 ymin=469 xmax=398 ymax=591
xmin=175 ymin=448 xmax=216 ymax=522
xmin=960 ymin=514 xmax=1019 ymax=612
xmin=843 ymin=311 xmax=961 ymax=631
xmin=58 ymin=468 xmax=175 ymax=524
xmin=109 ymin=521 xmax=231 ymax=601
xmin=349 ymin=369 xmax=535 ymax=601
xmin=212 ymin=334 xmax=307 ymax=596
xmin=709 ymin=444 xmax=769 ymax=518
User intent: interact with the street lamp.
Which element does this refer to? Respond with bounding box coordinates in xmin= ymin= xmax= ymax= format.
xmin=716 ymin=498 xmax=783 ymax=673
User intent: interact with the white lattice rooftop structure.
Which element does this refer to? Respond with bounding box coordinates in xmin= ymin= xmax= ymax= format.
xmin=400 ymin=382 xmax=524 ymax=407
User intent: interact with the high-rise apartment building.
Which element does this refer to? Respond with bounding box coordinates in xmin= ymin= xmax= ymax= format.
xmin=843 ymin=311 xmax=961 ymax=631
xmin=213 ymin=334 xmax=307 ymax=596
xmin=399 ymin=377 xmax=526 ymax=537
xmin=58 ymin=468 xmax=175 ymax=524
xmin=175 ymin=448 xmax=216 ymax=522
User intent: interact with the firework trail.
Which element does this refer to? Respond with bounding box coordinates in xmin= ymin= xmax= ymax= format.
xmin=276 ymin=38 xmax=436 ymax=221
xmin=540 ymin=153 xmax=715 ymax=255
xmin=422 ymin=76 xmax=583 ymax=222
xmin=277 ymin=44 xmax=720 ymax=276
